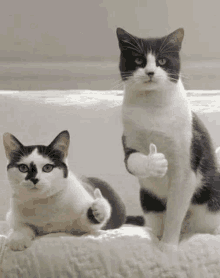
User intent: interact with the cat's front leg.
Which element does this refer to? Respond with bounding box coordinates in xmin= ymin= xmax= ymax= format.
xmin=159 ymin=170 xmax=197 ymax=252
xmin=89 ymin=188 xmax=112 ymax=225
xmin=6 ymin=224 xmax=35 ymax=251
xmin=77 ymin=188 xmax=112 ymax=233
xmin=127 ymin=143 xmax=168 ymax=178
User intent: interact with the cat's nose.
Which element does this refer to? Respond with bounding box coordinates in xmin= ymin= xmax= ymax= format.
xmin=146 ymin=71 xmax=154 ymax=77
xmin=30 ymin=178 xmax=39 ymax=185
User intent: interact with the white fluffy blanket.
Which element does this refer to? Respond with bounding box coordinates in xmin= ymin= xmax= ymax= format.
xmin=1 ymin=224 xmax=220 ymax=277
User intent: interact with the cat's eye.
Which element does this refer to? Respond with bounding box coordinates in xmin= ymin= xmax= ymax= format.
xmin=18 ymin=164 xmax=29 ymax=173
xmin=42 ymin=164 xmax=54 ymax=173
xmin=158 ymin=58 xmax=167 ymax=66
xmin=135 ymin=57 xmax=143 ymax=65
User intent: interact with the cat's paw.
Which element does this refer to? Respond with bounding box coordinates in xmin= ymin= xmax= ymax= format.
xmin=6 ymin=231 xmax=33 ymax=251
xmin=90 ymin=189 xmax=111 ymax=224
xmin=127 ymin=144 xmax=168 ymax=178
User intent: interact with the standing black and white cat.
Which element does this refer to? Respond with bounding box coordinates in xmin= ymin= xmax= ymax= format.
xmin=116 ymin=27 xmax=220 ymax=251
xmin=3 ymin=130 xmax=126 ymax=251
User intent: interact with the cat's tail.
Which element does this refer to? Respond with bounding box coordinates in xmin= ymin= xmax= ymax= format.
xmin=125 ymin=215 xmax=145 ymax=226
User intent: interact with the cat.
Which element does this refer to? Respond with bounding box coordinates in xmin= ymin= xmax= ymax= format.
xmin=3 ymin=130 xmax=127 ymax=251
xmin=116 ymin=27 xmax=220 ymax=251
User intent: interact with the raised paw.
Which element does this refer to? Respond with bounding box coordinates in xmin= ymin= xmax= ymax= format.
xmin=147 ymin=144 xmax=168 ymax=177
xmin=90 ymin=189 xmax=111 ymax=224
xmin=7 ymin=231 xmax=33 ymax=251
xmin=127 ymin=143 xmax=168 ymax=178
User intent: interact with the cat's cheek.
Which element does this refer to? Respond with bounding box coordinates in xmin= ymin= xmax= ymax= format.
xmin=8 ymin=170 xmax=23 ymax=186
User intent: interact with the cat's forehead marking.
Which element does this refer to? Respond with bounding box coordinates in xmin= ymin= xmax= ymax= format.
xmin=20 ymin=148 xmax=51 ymax=165
xmin=146 ymin=53 xmax=156 ymax=70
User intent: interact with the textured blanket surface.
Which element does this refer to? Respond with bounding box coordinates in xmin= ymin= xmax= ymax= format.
xmin=1 ymin=225 xmax=220 ymax=278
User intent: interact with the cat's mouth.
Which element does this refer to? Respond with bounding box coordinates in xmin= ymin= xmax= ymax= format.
xmin=143 ymin=80 xmax=155 ymax=84
xmin=29 ymin=187 xmax=39 ymax=191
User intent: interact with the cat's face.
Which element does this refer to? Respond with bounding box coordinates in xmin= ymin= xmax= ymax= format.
xmin=3 ymin=131 xmax=70 ymax=199
xmin=116 ymin=28 xmax=184 ymax=91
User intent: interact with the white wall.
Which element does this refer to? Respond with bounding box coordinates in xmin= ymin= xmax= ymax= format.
xmin=0 ymin=0 xmax=220 ymax=61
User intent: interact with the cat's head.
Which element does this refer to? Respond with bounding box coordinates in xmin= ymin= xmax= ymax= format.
xmin=116 ymin=28 xmax=184 ymax=91
xmin=3 ymin=130 xmax=70 ymax=199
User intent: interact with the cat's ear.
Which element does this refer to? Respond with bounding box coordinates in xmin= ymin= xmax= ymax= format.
xmin=48 ymin=130 xmax=70 ymax=158
xmin=116 ymin=28 xmax=131 ymax=42
xmin=166 ymin=28 xmax=184 ymax=49
xmin=116 ymin=28 xmax=139 ymax=51
xmin=3 ymin=133 xmax=23 ymax=160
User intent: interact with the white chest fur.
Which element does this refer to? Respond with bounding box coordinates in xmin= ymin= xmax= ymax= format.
xmin=122 ymin=80 xmax=193 ymax=197
xmin=10 ymin=172 xmax=94 ymax=233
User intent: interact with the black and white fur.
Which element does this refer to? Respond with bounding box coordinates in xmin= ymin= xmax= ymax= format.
xmin=3 ymin=131 xmax=126 ymax=251
xmin=116 ymin=27 xmax=220 ymax=251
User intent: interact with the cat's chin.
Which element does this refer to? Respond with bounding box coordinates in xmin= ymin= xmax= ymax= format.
xmin=137 ymin=81 xmax=160 ymax=91
xmin=12 ymin=187 xmax=56 ymax=200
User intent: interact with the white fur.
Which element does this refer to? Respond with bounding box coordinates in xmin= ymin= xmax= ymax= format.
xmin=127 ymin=144 xmax=168 ymax=178
xmin=6 ymin=149 xmax=112 ymax=251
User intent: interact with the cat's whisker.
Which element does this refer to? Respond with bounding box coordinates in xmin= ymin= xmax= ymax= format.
xmin=125 ymin=33 xmax=144 ymax=54
xmin=123 ymin=40 xmax=143 ymax=54
xmin=160 ymin=44 xmax=177 ymax=53
xmin=125 ymin=46 xmax=143 ymax=54
xmin=140 ymin=39 xmax=145 ymax=52
xmin=160 ymin=50 xmax=181 ymax=55
xmin=167 ymin=71 xmax=191 ymax=83
xmin=110 ymin=80 xmax=124 ymax=90
xmin=111 ymin=80 xmax=122 ymax=87
xmin=158 ymin=35 xmax=170 ymax=54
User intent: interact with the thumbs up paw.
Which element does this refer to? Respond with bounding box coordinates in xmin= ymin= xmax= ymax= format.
xmin=148 ymin=144 xmax=168 ymax=177
xmin=127 ymin=143 xmax=168 ymax=178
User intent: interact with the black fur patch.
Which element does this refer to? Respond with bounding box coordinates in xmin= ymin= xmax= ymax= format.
xmin=25 ymin=162 xmax=38 ymax=182
xmin=7 ymin=145 xmax=68 ymax=178
xmin=116 ymin=29 xmax=181 ymax=83
xmin=190 ymin=112 xmax=220 ymax=211
xmin=87 ymin=207 xmax=100 ymax=224
xmin=140 ymin=188 xmax=166 ymax=213
xmin=122 ymin=135 xmax=138 ymax=174
xmin=38 ymin=145 xmax=68 ymax=178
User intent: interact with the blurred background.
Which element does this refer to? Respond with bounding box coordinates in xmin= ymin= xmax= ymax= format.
xmin=0 ymin=0 xmax=220 ymax=90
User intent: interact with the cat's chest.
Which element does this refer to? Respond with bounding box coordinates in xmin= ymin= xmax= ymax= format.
xmin=18 ymin=200 xmax=77 ymax=224
xmin=122 ymin=101 xmax=193 ymax=177
xmin=15 ymin=200 xmax=84 ymax=234
xmin=15 ymin=185 xmax=94 ymax=231
xmin=123 ymin=103 xmax=190 ymax=132
xmin=122 ymin=104 xmax=192 ymax=152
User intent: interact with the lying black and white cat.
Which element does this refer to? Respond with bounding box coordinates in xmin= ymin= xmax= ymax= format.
xmin=116 ymin=27 xmax=220 ymax=251
xmin=3 ymin=130 xmax=126 ymax=251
